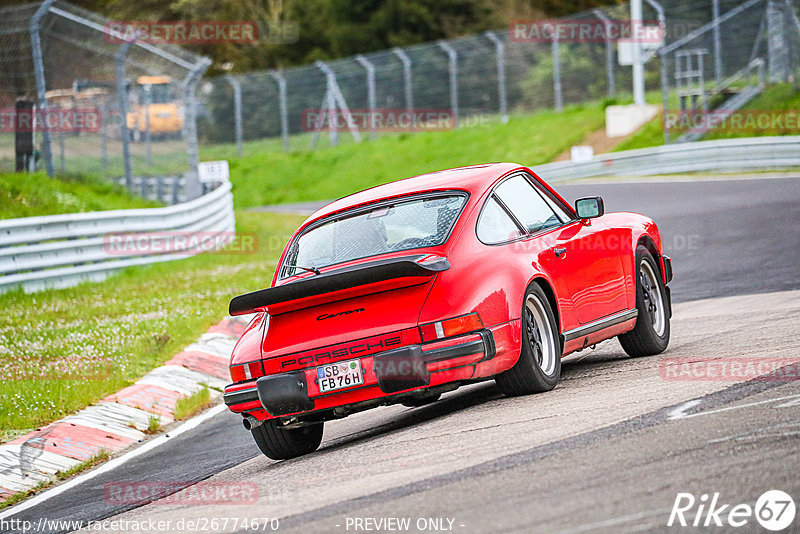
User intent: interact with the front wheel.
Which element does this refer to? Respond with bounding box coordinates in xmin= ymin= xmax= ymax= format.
xmin=251 ymin=420 xmax=323 ymax=460
xmin=619 ymin=246 xmax=670 ymax=357
xmin=496 ymin=283 xmax=562 ymax=396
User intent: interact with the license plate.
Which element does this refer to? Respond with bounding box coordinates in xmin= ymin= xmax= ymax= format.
xmin=316 ymin=358 xmax=364 ymax=393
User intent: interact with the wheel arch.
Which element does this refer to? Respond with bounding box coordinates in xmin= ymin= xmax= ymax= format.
xmin=636 ymin=234 xmax=664 ymax=280
xmin=529 ymin=276 xmax=562 ymax=345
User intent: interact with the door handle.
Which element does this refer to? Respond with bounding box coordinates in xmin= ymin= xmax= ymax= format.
xmin=553 ymin=247 xmax=567 ymax=258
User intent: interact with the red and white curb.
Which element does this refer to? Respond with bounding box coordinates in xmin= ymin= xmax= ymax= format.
xmin=0 ymin=315 xmax=252 ymax=501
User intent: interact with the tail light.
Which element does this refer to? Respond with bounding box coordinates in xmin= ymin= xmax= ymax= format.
xmin=230 ymin=361 xmax=265 ymax=382
xmin=419 ymin=313 xmax=483 ymax=342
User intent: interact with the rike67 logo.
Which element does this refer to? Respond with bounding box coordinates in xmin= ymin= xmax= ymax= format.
xmin=669 ymin=490 xmax=796 ymax=531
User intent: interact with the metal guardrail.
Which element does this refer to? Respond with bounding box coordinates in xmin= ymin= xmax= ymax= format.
xmin=533 ymin=136 xmax=800 ymax=181
xmin=0 ymin=182 xmax=234 ymax=294
xmin=1 ymin=136 xmax=797 ymax=294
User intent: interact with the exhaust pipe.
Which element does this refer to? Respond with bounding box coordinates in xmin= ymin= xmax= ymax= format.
xmin=242 ymin=414 xmax=264 ymax=430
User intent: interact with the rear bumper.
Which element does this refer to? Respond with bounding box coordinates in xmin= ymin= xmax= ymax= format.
xmin=224 ymin=329 xmax=496 ymax=417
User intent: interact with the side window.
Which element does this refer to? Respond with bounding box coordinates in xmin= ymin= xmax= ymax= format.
xmin=494 ymin=175 xmax=563 ymax=233
xmin=540 ymin=189 xmax=573 ymax=222
xmin=477 ymin=197 xmax=522 ymax=244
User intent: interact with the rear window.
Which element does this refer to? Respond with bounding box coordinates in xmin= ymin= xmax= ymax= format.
xmin=281 ymin=193 xmax=467 ymax=278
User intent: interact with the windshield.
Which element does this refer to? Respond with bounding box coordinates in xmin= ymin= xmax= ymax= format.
xmin=281 ymin=193 xmax=467 ymax=278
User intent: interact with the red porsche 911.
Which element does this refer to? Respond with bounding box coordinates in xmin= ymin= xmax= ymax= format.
xmin=225 ymin=163 xmax=673 ymax=459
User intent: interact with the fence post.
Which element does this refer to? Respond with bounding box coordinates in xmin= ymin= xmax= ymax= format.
xmin=393 ymin=48 xmax=413 ymax=115
xmin=355 ymin=55 xmax=377 ymax=139
xmin=484 ymin=31 xmax=508 ymax=123
xmin=225 ymin=76 xmax=243 ymax=156
xmin=659 ymin=48 xmax=670 ymax=144
xmin=317 ymin=61 xmax=338 ymax=147
xmin=780 ymin=0 xmax=800 ymax=89
xmin=712 ymin=0 xmax=723 ymax=83
xmin=592 ymin=9 xmax=616 ymax=98
xmin=100 ymin=102 xmax=108 ymax=170
xmin=29 ymin=0 xmax=56 ymax=177
xmin=58 ymin=132 xmax=65 ymax=173
xmin=438 ymin=41 xmax=459 ymax=126
xmin=268 ymin=71 xmax=290 ymax=152
xmin=143 ymin=84 xmax=152 ymax=166
xmin=182 ymin=57 xmax=212 ymax=200
xmin=115 ymin=40 xmax=134 ymax=191
xmin=551 ymin=34 xmax=563 ymax=112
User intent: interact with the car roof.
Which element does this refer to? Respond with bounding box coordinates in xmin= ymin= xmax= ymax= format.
xmin=305 ymin=162 xmax=525 ymax=223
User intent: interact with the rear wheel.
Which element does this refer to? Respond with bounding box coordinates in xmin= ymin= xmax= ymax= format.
xmin=619 ymin=246 xmax=670 ymax=357
xmin=251 ymin=420 xmax=323 ymax=460
xmin=496 ymin=284 xmax=561 ymax=396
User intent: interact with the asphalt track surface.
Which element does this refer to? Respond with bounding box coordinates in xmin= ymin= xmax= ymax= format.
xmin=4 ymin=175 xmax=800 ymax=534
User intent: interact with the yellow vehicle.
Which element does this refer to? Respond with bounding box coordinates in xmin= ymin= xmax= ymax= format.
xmin=126 ymin=75 xmax=183 ymax=141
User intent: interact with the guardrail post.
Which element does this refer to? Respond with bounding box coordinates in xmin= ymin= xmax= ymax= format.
xmin=485 ymin=31 xmax=508 ymax=123
xmin=392 ymin=48 xmax=413 ymax=115
xmin=268 ymin=71 xmax=289 ymax=152
xmin=115 ymin=39 xmax=134 ymax=191
xmin=29 ymin=0 xmax=56 ymax=177
xmin=182 ymin=57 xmax=213 ymax=200
xmin=552 ymin=33 xmax=563 ymax=112
xmin=438 ymin=41 xmax=459 ymax=126
xmin=225 ymin=76 xmax=243 ymax=157
xmin=355 ymin=55 xmax=377 ymax=139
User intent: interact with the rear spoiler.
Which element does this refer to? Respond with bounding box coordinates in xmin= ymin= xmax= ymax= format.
xmin=229 ymin=255 xmax=450 ymax=316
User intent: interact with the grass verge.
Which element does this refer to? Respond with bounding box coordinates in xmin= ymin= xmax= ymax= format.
xmin=614 ymin=83 xmax=800 ymax=151
xmin=0 ymin=211 xmax=305 ymax=442
xmin=174 ymin=385 xmax=212 ymax=421
xmin=200 ymin=102 xmax=608 ymax=208
xmin=0 ymin=172 xmax=159 ymax=220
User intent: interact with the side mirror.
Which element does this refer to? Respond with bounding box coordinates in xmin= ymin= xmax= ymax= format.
xmin=575 ymin=197 xmax=604 ymax=219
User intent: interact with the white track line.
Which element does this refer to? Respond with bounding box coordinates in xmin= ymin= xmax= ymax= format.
xmin=0 ymin=404 xmax=227 ymax=520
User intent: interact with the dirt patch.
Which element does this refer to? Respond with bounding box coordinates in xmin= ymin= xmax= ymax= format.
xmin=554 ymin=126 xmax=625 ymax=162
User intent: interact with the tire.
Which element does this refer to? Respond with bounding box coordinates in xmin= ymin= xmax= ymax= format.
xmin=496 ymin=283 xmax=562 ymax=396
xmin=251 ymin=420 xmax=323 ymax=460
xmin=401 ymin=394 xmax=441 ymax=407
xmin=619 ymin=245 xmax=670 ymax=357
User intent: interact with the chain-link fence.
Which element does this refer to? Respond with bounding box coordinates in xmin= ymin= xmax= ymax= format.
xmin=2 ymin=0 xmax=799 ymax=190
xmin=0 ymin=1 xmax=211 ymax=202
xmin=198 ymin=0 xmax=800 ymax=154
xmin=659 ymin=0 xmax=800 ymax=141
